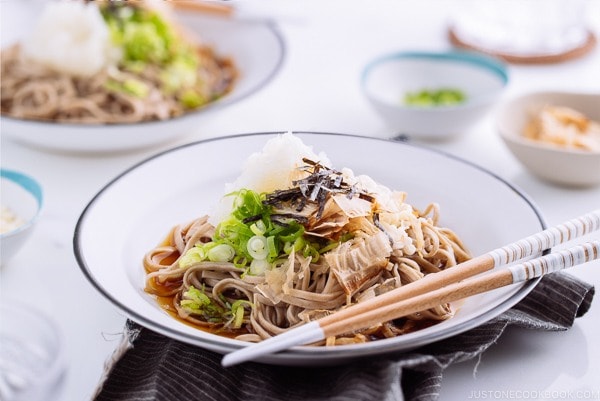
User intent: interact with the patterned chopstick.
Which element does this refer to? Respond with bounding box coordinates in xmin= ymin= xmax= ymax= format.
xmin=222 ymin=210 xmax=600 ymax=367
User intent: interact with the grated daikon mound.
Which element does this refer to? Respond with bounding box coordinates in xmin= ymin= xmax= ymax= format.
xmin=209 ymin=132 xmax=331 ymax=225
xmin=22 ymin=1 xmax=119 ymax=77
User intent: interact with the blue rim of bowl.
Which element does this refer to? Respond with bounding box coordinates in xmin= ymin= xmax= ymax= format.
xmin=361 ymin=50 xmax=509 ymax=109
xmin=0 ymin=169 xmax=43 ymax=236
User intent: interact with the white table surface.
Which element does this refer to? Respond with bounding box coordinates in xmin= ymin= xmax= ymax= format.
xmin=1 ymin=1 xmax=599 ymax=400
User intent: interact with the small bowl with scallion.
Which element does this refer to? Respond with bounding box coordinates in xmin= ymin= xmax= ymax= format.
xmin=361 ymin=50 xmax=508 ymax=140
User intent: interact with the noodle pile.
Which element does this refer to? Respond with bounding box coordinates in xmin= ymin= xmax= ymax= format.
xmin=0 ymin=45 xmax=235 ymax=124
xmin=143 ymin=152 xmax=471 ymax=345
xmin=0 ymin=2 xmax=236 ymax=124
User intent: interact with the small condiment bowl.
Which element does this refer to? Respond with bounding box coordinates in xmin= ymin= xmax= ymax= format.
xmin=361 ymin=50 xmax=508 ymax=140
xmin=0 ymin=169 xmax=43 ymax=264
xmin=496 ymin=91 xmax=600 ymax=187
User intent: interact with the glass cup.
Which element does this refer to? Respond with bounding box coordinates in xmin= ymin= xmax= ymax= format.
xmin=449 ymin=0 xmax=591 ymax=61
xmin=0 ymin=302 xmax=66 ymax=401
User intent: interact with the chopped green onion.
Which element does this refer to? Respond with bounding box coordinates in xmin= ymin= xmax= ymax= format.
xmin=180 ymin=90 xmax=204 ymax=109
xmin=100 ymin=2 xmax=205 ymax=102
xmin=279 ymin=223 xmax=304 ymax=242
xmin=210 ymin=188 xmax=330 ymax=269
xmin=207 ymin=244 xmax=235 ymax=262
xmin=122 ymin=78 xmax=149 ymax=98
xmin=180 ymin=286 xmax=227 ymax=323
xmin=303 ymin=243 xmax=320 ymax=261
xmin=319 ymin=241 xmax=340 ymax=254
xmin=247 ymin=235 xmax=268 ymax=260
xmin=160 ymin=61 xmax=197 ymax=93
xmin=181 ymin=286 xmax=253 ymax=328
xmin=179 ymin=246 xmax=206 ymax=268
xmin=284 ymin=237 xmax=305 ymax=254
xmin=404 ymin=88 xmax=466 ymax=107
xmin=229 ymin=300 xmax=253 ymax=329
xmin=104 ymin=78 xmax=149 ymax=98
xmin=233 ymin=255 xmax=248 ymax=269
xmin=250 ymin=220 xmax=267 ymax=236
xmin=249 ymin=258 xmax=270 ymax=275
xmin=266 ymin=235 xmax=279 ymax=259
xmin=231 ymin=189 xmax=265 ymax=220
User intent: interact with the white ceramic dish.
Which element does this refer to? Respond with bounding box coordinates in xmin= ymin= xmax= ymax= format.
xmin=0 ymin=3 xmax=285 ymax=154
xmin=0 ymin=169 xmax=43 ymax=265
xmin=362 ymin=51 xmax=508 ymax=140
xmin=74 ymin=132 xmax=544 ymax=366
xmin=496 ymin=91 xmax=600 ymax=187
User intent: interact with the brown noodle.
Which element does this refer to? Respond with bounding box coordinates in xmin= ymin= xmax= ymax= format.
xmin=0 ymin=43 xmax=236 ymax=124
xmin=143 ymin=204 xmax=471 ymax=345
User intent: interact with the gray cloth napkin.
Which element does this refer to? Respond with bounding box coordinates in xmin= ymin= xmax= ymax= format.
xmin=94 ymin=272 xmax=594 ymax=401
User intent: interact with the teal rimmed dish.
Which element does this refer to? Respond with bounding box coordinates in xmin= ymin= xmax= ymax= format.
xmin=362 ymin=50 xmax=508 ymax=140
xmin=1 ymin=169 xmax=43 ymax=264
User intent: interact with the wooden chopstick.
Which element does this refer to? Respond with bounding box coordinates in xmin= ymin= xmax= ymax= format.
xmin=169 ymin=0 xmax=235 ymax=17
xmin=316 ymin=209 xmax=600 ymax=331
xmin=221 ymin=210 xmax=600 ymax=367
xmin=323 ymin=241 xmax=599 ymax=338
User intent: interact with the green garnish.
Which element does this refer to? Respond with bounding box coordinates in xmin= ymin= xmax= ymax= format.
xmin=176 ymin=159 xmax=377 ymax=328
xmin=180 ymin=286 xmax=226 ymax=323
xmin=104 ymin=78 xmax=149 ymax=98
xmin=180 ymin=286 xmax=252 ymax=329
xmin=214 ymin=189 xmax=323 ymax=266
xmin=179 ymin=242 xmax=235 ymax=268
xmin=404 ymin=88 xmax=467 ymax=107
xmin=180 ymin=89 xmax=205 ymax=109
xmin=102 ymin=4 xmax=179 ymax=65
xmin=179 ymin=159 xmax=371 ymax=281
xmin=179 ymin=188 xmax=331 ymax=273
xmin=100 ymin=2 xmax=207 ymax=108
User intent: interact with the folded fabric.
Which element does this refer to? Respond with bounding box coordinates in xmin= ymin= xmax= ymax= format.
xmin=93 ymin=272 xmax=594 ymax=401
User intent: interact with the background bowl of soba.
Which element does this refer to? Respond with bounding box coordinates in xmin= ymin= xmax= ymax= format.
xmin=0 ymin=2 xmax=285 ymax=154
xmin=74 ymin=131 xmax=544 ymax=365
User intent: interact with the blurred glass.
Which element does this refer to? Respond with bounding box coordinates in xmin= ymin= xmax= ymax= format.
xmin=449 ymin=0 xmax=590 ymax=59
xmin=0 ymin=302 xmax=65 ymax=401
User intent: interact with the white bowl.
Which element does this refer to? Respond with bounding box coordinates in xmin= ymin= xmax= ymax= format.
xmin=496 ymin=91 xmax=600 ymax=187
xmin=74 ymin=132 xmax=544 ymax=366
xmin=0 ymin=301 xmax=66 ymax=401
xmin=362 ymin=51 xmax=508 ymax=140
xmin=0 ymin=169 xmax=43 ymax=264
xmin=0 ymin=3 xmax=285 ymax=154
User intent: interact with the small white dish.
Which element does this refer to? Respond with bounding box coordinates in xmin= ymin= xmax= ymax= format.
xmin=0 ymin=301 xmax=66 ymax=401
xmin=0 ymin=4 xmax=285 ymax=154
xmin=0 ymin=169 xmax=43 ymax=264
xmin=496 ymin=91 xmax=600 ymax=187
xmin=74 ymin=132 xmax=544 ymax=366
xmin=362 ymin=50 xmax=508 ymax=140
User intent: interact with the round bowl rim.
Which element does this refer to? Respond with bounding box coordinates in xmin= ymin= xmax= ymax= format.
xmin=0 ymin=168 xmax=44 ymax=238
xmin=360 ymin=49 xmax=509 ymax=111
xmin=496 ymin=90 xmax=600 ymax=156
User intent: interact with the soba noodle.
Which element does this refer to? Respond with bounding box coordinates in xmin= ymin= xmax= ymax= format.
xmin=0 ymin=2 xmax=236 ymax=124
xmin=143 ymin=152 xmax=471 ymax=345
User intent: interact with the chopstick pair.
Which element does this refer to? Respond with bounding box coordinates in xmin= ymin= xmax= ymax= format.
xmin=169 ymin=1 xmax=235 ymax=17
xmin=222 ymin=210 xmax=600 ymax=367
